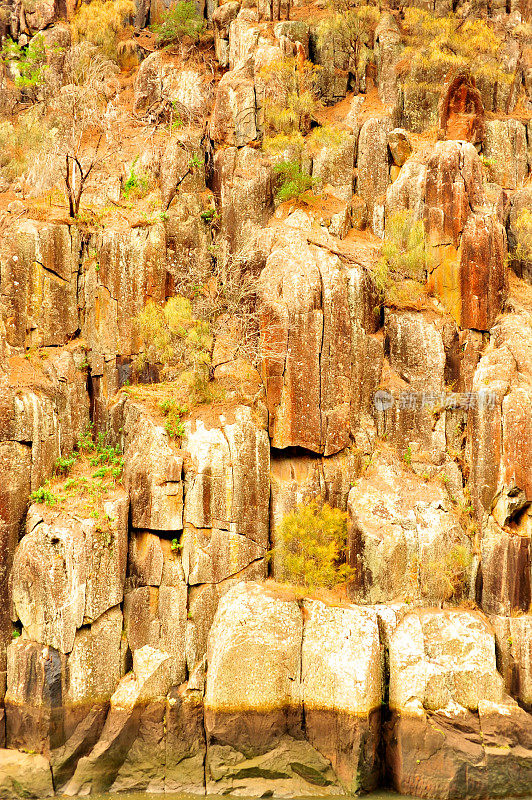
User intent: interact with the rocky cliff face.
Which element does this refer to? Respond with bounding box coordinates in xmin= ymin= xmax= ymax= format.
xmin=0 ymin=0 xmax=531 ymax=796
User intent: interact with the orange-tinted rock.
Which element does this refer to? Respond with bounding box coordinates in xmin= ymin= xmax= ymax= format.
xmin=0 ymin=221 xmax=80 ymax=349
xmin=259 ymin=217 xmax=381 ymax=455
xmin=439 ymin=72 xmax=485 ymax=144
xmin=425 ymin=141 xmax=507 ymax=329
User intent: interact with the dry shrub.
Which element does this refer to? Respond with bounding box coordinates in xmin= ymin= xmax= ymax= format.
xmin=260 ymin=56 xmax=322 ymax=138
xmin=72 ymin=0 xmax=135 ymax=61
xmin=271 ymin=500 xmax=354 ymax=591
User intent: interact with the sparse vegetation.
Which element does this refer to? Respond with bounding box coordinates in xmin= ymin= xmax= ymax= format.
xmin=371 ymin=211 xmax=428 ymax=302
xmin=1 ymin=35 xmax=49 ymax=94
xmin=422 ymin=544 xmax=473 ymax=601
xmin=260 ymin=56 xmax=321 ymax=138
xmin=0 ymin=110 xmax=53 ymax=181
xmin=72 ymin=0 xmax=135 ymax=60
xmin=272 ymin=500 xmax=354 ymax=591
xmin=134 ymin=296 xmax=212 ymax=384
xmin=30 ymin=426 xmax=124 ymax=538
xmin=273 ymin=160 xmax=315 ymax=202
xmin=122 ymin=157 xmax=151 ymax=199
xmin=30 ymin=485 xmax=59 ymax=507
xmin=48 ymin=42 xmax=120 ymax=217
xmin=401 ymin=9 xmax=512 ymax=129
xmin=152 ymin=1 xmax=206 ymax=47
xmin=159 ymin=398 xmax=188 ymax=439
xmin=514 ymin=210 xmax=532 ymax=267
xmin=317 ymin=0 xmax=379 ymax=94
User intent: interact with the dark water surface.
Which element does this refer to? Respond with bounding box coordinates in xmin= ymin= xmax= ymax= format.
xmin=52 ymin=794 xmax=532 ymax=800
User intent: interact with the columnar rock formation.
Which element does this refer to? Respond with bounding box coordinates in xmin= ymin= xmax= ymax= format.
xmin=0 ymin=0 xmax=531 ymax=795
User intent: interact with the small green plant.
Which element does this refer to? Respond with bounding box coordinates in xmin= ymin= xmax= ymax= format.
xmin=188 ymin=153 xmax=203 ymax=170
xmin=171 ymin=537 xmax=182 ymax=552
xmin=273 ymin=161 xmax=315 ymax=202
xmin=30 ymin=485 xmax=59 ymax=507
xmin=54 ymin=453 xmax=79 ymax=476
xmin=122 ymin=157 xmax=150 ymax=199
xmin=271 ymin=500 xmax=354 ymax=591
xmin=1 ymin=35 xmax=49 ymax=92
xmin=152 ymin=2 xmax=206 ymax=47
xmin=160 ymin=398 xmax=188 ymax=440
xmin=403 ymin=446 xmax=412 ymax=467
xmin=200 ymin=208 xmax=218 ymax=223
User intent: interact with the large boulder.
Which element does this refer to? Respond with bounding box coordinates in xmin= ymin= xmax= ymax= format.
xmin=386 ymin=609 xmax=532 ymax=799
xmin=80 ymin=224 xmax=167 ymax=361
xmin=64 ymin=646 xmax=173 ymax=796
xmin=347 ymin=450 xmax=472 ymax=604
xmin=213 ymin=145 xmax=274 ymax=255
xmin=119 ymin=400 xmax=184 ymax=532
xmin=204 ymin=582 xmax=382 ymax=794
xmin=0 ymin=748 xmax=53 ymax=798
xmin=12 ymin=496 xmax=128 ymax=652
xmin=357 ymin=117 xmax=393 ymax=228
xmin=301 ymin=600 xmax=381 ymax=792
xmin=210 ymin=64 xmax=258 ymax=147
xmin=466 ymin=313 xmax=532 ymax=527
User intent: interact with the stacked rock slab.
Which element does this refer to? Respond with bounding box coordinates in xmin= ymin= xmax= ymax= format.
xmin=386 ymin=609 xmax=532 ymax=798
xmin=425 ymin=141 xmax=507 ymax=330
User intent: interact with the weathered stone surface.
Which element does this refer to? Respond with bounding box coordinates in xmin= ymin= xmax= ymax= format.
xmin=206 ymin=582 xmax=382 ymax=795
xmin=479 ymin=518 xmax=530 ymax=616
xmin=311 ymin=133 xmax=356 ymax=197
xmin=0 ymin=221 xmax=80 ymax=349
xmin=387 ymin=129 xmax=412 ymax=167
xmin=491 ymin=614 xmax=532 ymax=710
xmin=385 ymin=310 xmax=445 ymax=392
xmin=119 ymin=400 xmax=184 ymax=532
xmin=183 ymin=404 xmax=270 ymax=547
xmin=425 ymin=140 xmax=507 ymax=329
xmin=213 ymin=145 xmax=274 ymax=254
xmin=5 ymin=640 xmax=67 ymax=754
xmin=80 ymin=224 xmax=167 ymax=360
xmin=467 ymin=313 xmax=532 ymax=521
xmin=374 ymin=13 xmax=403 ymax=108
xmin=508 ymin=187 xmax=532 ymax=282
xmin=210 ymin=64 xmax=257 ymax=147
xmin=12 ymin=496 xmax=128 ymax=652
xmin=484 ymin=119 xmax=529 ymax=190
xmin=387 ymin=608 xmax=532 ymax=799
xmin=213 ymin=2 xmax=241 ymax=67
xmin=205 ymin=582 xmax=302 ymax=752
xmin=439 ymin=72 xmax=484 ymax=143
xmin=357 ymin=117 xmax=393 ymax=227
xmin=385 ymin=159 xmax=426 ymax=223
xmin=185 ymin=561 xmax=267 ymax=676
xmin=347 ymin=450 xmax=472 ymax=604
xmin=259 ymin=218 xmax=381 ymax=455
xmin=165 ymin=685 xmax=206 ymax=792
xmin=64 ymin=646 xmax=173 ymax=796
xmin=123 ymin=585 xmax=187 ymax=685
xmin=302 ymin=600 xmax=381 ymax=792
xmin=0 ymin=748 xmax=53 ymax=798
